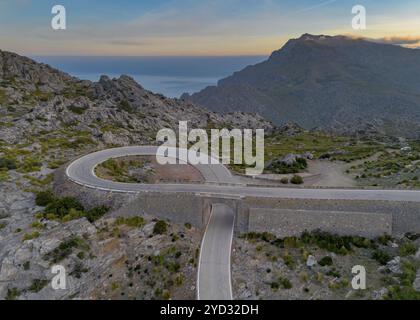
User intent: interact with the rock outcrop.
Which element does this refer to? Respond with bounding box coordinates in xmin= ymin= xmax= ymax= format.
xmin=183 ymin=34 xmax=420 ymax=138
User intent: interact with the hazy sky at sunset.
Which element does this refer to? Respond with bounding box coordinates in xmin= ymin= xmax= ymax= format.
xmin=1 ymin=0 xmax=419 ymax=56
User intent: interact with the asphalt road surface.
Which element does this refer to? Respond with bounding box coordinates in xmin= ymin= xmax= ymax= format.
xmin=66 ymin=146 xmax=420 ymax=203
xmin=197 ymin=204 xmax=234 ymax=300
xmin=66 ymin=146 xmax=420 ymax=300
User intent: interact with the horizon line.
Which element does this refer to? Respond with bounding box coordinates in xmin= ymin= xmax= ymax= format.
xmin=27 ymin=54 xmax=269 ymax=58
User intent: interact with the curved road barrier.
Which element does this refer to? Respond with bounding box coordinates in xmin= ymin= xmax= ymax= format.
xmin=66 ymin=146 xmax=420 ymax=203
xmin=66 ymin=146 xmax=239 ymax=187
xmin=197 ymin=204 xmax=235 ymax=300
xmin=65 ymin=146 xmax=420 ymax=300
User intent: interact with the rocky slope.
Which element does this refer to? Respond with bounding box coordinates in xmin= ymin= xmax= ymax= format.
xmin=182 ymin=34 xmax=420 ymax=138
xmin=0 ymin=50 xmax=273 ymax=300
xmin=0 ymin=49 xmax=273 ymax=146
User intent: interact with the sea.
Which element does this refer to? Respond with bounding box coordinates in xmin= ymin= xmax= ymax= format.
xmin=31 ymin=56 xmax=266 ymax=98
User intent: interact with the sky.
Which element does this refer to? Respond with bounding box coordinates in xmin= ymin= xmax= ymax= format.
xmin=1 ymin=0 xmax=420 ymax=56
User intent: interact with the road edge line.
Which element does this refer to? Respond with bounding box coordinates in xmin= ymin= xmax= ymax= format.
xmin=197 ymin=203 xmax=215 ymax=300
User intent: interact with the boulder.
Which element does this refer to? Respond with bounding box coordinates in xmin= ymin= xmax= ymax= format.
xmin=306 ymin=255 xmax=317 ymax=268
xmin=387 ymin=256 xmax=402 ymax=274
xmin=413 ymin=270 xmax=420 ymax=292
xmin=302 ymin=152 xmax=314 ymax=160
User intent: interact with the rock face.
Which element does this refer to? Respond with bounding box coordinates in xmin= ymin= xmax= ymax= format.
xmin=0 ymin=49 xmax=276 ymax=300
xmin=0 ymin=49 xmax=274 ymax=146
xmin=386 ymin=256 xmax=402 ymax=274
xmin=414 ymin=271 xmax=420 ymax=292
xmin=183 ymin=34 xmax=420 ymax=138
xmin=0 ymin=216 xmax=201 ymax=300
xmin=265 ymin=153 xmax=310 ymax=173
xmin=0 ymin=50 xmax=75 ymax=92
xmin=306 ymin=255 xmax=317 ymax=268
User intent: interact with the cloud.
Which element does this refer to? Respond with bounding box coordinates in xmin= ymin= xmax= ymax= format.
xmin=296 ymin=0 xmax=337 ymax=13
xmin=108 ymin=40 xmax=153 ymax=47
xmin=372 ymin=36 xmax=420 ymax=45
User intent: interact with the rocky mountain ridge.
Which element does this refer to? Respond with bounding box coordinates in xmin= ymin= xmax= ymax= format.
xmin=182 ymin=34 xmax=420 ymax=138
xmin=0 ymin=49 xmax=275 ymax=300
xmin=0 ymin=49 xmax=274 ymax=146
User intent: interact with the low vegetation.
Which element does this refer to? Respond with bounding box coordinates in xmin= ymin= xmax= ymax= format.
xmin=5 ymin=288 xmax=20 ymax=300
xmin=95 ymin=157 xmax=154 ymax=183
xmin=0 ymin=157 xmax=17 ymax=170
xmin=35 ymin=191 xmax=109 ymax=223
xmin=28 ymin=279 xmax=49 ymax=293
xmin=236 ymin=230 xmax=419 ymax=300
xmin=290 ymin=175 xmax=304 ymax=185
xmin=267 ymin=158 xmax=307 ymax=174
xmin=114 ymin=216 xmax=145 ymax=228
xmin=43 ymin=236 xmax=90 ymax=264
xmin=153 ymin=220 xmax=168 ymax=235
xmin=349 ymin=142 xmax=420 ymax=188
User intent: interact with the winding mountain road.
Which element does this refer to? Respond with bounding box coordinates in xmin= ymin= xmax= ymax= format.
xmin=65 ymin=146 xmax=420 ymax=300
xmin=66 ymin=147 xmax=420 ymax=202
xmin=197 ymin=204 xmax=235 ymax=300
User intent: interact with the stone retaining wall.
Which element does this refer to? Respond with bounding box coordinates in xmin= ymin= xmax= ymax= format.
xmin=247 ymin=208 xmax=392 ymax=238
xmin=57 ymin=168 xmax=420 ymax=238
xmin=238 ymin=198 xmax=420 ymax=237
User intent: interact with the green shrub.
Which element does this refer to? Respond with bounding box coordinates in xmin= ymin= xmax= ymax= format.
xmin=44 ymin=236 xmax=89 ymax=263
xmin=153 ymin=220 xmax=168 ymax=235
xmin=77 ymin=251 xmax=85 ymax=260
xmin=166 ymin=262 xmax=181 ymax=273
xmin=85 ymin=205 xmax=109 ymax=223
xmin=376 ymin=234 xmax=393 ymax=246
xmin=0 ymin=158 xmax=17 ymax=170
xmin=267 ymin=157 xmax=307 ymax=174
xmin=0 ymin=89 xmax=9 ymax=104
xmin=326 ymin=268 xmax=341 ymax=278
xmin=385 ymin=286 xmax=420 ymax=300
xmin=301 ymin=230 xmax=350 ymax=255
xmin=118 ymin=100 xmax=135 ymax=113
xmin=283 ymin=252 xmax=295 ymax=269
xmin=241 ymin=232 xmax=276 ymax=243
xmin=400 ymin=261 xmax=417 ymax=286
xmin=300 ymin=230 xmax=374 ymax=255
xmin=28 ymin=279 xmax=48 ymax=293
xmin=372 ymin=250 xmax=392 ymax=265
xmin=175 ymin=274 xmax=184 ymax=286
xmin=23 ymin=231 xmax=40 ymax=241
xmin=283 ymin=237 xmax=302 ymax=248
xmin=162 ymin=290 xmax=171 ymax=300
xmin=399 ymin=242 xmax=417 ymax=257
xmin=280 ymin=177 xmax=289 ymax=184
xmin=115 ymin=216 xmax=145 ymax=228
xmin=68 ymin=105 xmax=86 ymax=115
xmin=319 ymin=256 xmax=333 ymax=266
xmin=290 ymin=175 xmax=304 ymax=185
xmin=45 ymin=197 xmax=84 ymax=218
xmin=279 ymin=276 xmax=293 ymax=289
xmin=70 ymin=261 xmax=89 ymax=279
xmin=35 ymin=190 xmax=55 ymax=207
xmin=40 ymin=195 xmax=109 ymax=223
xmin=5 ymin=288 xmax=20 ymax=300
xmin=23 ymin=261 xmax=30 ymax=270
xmin=30 ymin=221 xmax=44 ymax=229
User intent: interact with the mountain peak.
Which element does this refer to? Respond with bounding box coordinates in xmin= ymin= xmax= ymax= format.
xmin=185 ymin=34 xmax=420 ymax=138
xmin=294 ymin=33 xmax=360 ymax=44
xmin=298 ymin=33 xmax=329 ymax=41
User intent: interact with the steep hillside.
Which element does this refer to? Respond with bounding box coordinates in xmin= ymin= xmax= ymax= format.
xmin=0 ymin=50 xmax=273 ymax=147
xmin=183 ymin=34 xmax=420 ymax=138
xmin=0 ymin=50 xmax=274 ymax=300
